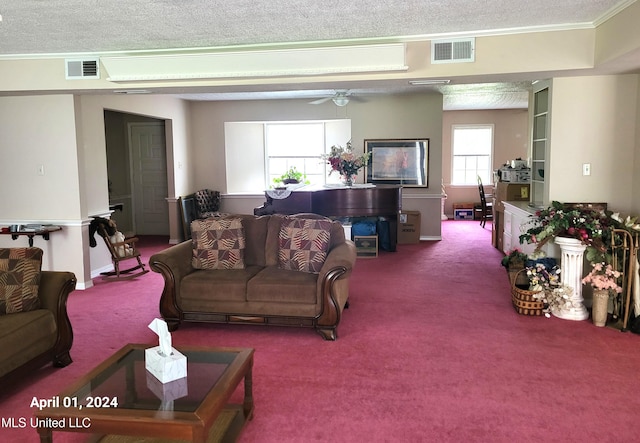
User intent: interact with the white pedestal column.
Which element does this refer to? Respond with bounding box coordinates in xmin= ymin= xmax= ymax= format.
xmin=553 ymin=237 xmax=589 ymax=321
xmin=441 ymin=196 xmax=448 ymax=220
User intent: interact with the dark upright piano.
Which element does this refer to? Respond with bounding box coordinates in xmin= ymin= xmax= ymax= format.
xmin=254 ymin=185 xmax=402 ymax=251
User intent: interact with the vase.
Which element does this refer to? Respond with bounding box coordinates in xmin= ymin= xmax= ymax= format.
xmin=552 ymin=236 xmax=589 ymax=321
xmin=342 ymin=175 xmax=354 ymax=187
xmin=591 ymin=289 xmax=609 ymax=327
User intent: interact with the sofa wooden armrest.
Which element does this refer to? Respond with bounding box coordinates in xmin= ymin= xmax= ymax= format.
xmin=315 ymin=240 xmax=357 ymax=339
xmin=149 ymin=241 xmax=195 ymax=329
xmin=38 ymin=271 xmax=76 ymax=367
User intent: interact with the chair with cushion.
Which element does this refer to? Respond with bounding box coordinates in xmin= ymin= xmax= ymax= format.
xmin=477 ymin=176 xmax=493 ymax=228
xmin=0 ymin=247 xmax=76 ymax=387
xmin=194 ymin=189 xmax=222 ymax=219
xmin=179 ymin=189 xmax=224 ymax=241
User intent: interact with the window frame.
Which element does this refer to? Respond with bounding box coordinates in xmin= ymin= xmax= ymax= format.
xmin=450 ymin=124 xmax=494 ymax=186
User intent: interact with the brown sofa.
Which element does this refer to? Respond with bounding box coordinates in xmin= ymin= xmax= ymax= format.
xmin=0 ymin=270 xmax=76 ymax=386
xmin=149 ymin=213 xmax=356 ymax=340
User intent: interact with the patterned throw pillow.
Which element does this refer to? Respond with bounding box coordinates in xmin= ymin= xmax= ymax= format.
xmin=278 ymin=218 xmax=332 ymax=273
xmin=191 ymin=218 xmax=245 ymax=270
xmin=0 ymin=248 xmax=43 ymax=315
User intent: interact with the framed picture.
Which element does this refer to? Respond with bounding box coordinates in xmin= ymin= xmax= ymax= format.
xmin=365 ymin=139 xmax=429 ymax=186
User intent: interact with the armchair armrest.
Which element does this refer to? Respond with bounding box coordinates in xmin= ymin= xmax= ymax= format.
xmin=319 ymin=240 xmax=357 ymax=279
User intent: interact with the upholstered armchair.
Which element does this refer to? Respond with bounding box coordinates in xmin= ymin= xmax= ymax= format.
xmin=0 ymin=248 xmax=76 ymax=386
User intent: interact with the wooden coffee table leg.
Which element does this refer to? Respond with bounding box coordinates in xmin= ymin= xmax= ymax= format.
xmin=243 ymin=363 xmax=254 ymax=420
xmin=37 ymin=427 xmax=52 ymax=443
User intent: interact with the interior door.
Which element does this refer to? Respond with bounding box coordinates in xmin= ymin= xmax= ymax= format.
xmin=129 ymin=122 xmax=169 ymax=235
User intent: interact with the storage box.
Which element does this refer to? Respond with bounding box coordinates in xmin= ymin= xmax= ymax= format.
xmin=398 ymin=211 xmax=421 ymax=244
xmin=354 ymin=235 xmax=378 ymax=258
xmin=454 ymin=209 xmax=474 ymax=220
xmin=145 ymin=346 xmax=187 ymax=383
xmin=495 ymin=182 xmax=530 ymax=201
xmin=452 ymin=202 xmax=474 ymax=211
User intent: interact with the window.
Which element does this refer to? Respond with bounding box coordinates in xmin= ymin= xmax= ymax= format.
xmin=265 ymin=122 xmax=326 ymax=186
xmin=224 ymin=119 xmax=350 ymax=193
xmin=451 ymin=124 xmax=493 ymax=185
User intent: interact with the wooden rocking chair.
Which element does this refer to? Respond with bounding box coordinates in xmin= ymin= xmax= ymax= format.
xmin=96 ymin=223 xmax=149 ymax=281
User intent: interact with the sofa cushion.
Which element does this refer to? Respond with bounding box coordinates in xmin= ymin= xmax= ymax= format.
xmin=180 ymin=265 xmax=263 ymax=305
xmin=278 ymin=217 xmax=332 ymax=273
xmin=247 ymin=266 xmax=318 ymax=304
xmin=191 ymin=217 xmax=246 ymax=270
xmin=0 ymin=247 xmax=43 ymax=315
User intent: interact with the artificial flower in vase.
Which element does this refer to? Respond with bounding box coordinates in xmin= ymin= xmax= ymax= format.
xmin=321 ymin=141 xmax=371 ymax=187
xmin=581 ymin=262 xmax=623 ymax=327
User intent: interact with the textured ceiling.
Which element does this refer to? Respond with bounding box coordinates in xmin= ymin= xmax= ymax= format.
xmin=0 ymin=0 xmax=626 ymax=55
xmin=0 ymin=0 xmax=634 ymax=110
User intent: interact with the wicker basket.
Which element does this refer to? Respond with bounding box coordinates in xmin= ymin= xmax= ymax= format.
xmin=507 ymin=263 xmax=528 ymax=287
xmin=511 ymin=268 xmax=544 ymax=316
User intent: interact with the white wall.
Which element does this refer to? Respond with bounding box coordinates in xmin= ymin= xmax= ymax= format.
xmin=0 ymin=94 xmax=90 ymax=285
xmin=0 ymin=93 xmax=192 ymax=288
xmin=548 ymin=75 xmax=639 ymax=213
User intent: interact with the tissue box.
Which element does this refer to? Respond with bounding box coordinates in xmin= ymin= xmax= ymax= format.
xmin=145 ymin=346 xmax=187 ymax=383
xmin=146 ymin=371 xmax=188 ymax=401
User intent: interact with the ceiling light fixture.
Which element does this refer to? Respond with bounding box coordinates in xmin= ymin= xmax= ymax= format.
xmin=332 ymin=96 xmax=350 ymax=107
xmin=409 ymin=79 xmax=451 ymax=86
xmin=113 ymin=90 xmax=152 ymax=94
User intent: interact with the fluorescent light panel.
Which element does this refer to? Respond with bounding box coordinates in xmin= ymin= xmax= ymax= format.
xmin=102 ymin=44 xmax=407 ymax=82
xmin=409 ymin=79 xmax=451 ymax=85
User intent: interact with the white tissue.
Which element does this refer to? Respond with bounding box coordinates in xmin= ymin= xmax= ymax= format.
xmin=145 ymin=318 xmax=187 ymax=383
xmin=148 ymin=318 xmax=172 ymax=356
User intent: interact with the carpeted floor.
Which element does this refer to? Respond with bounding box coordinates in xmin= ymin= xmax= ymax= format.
xmin=1 ymin=220 xmax=640 ymax=442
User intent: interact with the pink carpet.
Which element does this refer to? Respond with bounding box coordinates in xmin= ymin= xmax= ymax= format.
xmin=2 ymin=221 xmax=640 ymax=442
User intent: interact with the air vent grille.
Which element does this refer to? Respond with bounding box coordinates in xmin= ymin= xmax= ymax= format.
xmin=65 ymin=59 xmax=100 ymax=79
xmin=431 ymin=38 xmax=475 ymax=64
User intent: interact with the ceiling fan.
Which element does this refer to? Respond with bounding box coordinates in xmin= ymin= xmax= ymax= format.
xmin=308 ymin=90 xmax=363 ymax=106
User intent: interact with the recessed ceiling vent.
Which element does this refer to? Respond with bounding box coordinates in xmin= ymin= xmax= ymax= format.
xmin=431 ymin=38 xmax=475 ymax=64
xmin=65 ymin=58 xmax=100 ymax=79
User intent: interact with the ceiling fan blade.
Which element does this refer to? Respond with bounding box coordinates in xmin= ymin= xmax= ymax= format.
xmin=308 ymin=97 xmax=332 ymax=105
xmin=349 ymin=95 xmax=366 ymax=103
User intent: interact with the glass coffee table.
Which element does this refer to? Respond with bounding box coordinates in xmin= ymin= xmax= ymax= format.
xmin=35 ymin=344 xmax=254 ymax=442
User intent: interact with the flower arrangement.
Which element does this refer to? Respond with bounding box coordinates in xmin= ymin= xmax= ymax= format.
xmin=533 ymin=284 xmax=578 ymax=318
xmin=526 ymin=261 xmax=561 ymax=292
xmin=522 ymin=262 xmax=582 ymax=318
xmin=321 ymin=141 xmax=371 ymax=183
xmin=519 ymin=201 xmax=612 ymax=259
xmin=500 ymin=248 xmax=528 ymax=269
xmin=581 ymin=262 xmax=623 ymax=294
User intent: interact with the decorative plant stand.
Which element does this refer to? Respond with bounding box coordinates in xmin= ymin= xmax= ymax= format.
xmin=553 ymin=237 xmax=589 ymax=321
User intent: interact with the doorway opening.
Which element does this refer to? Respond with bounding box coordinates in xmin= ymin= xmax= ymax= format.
xmin=104 ymin=110 xmax=169 ymax=236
